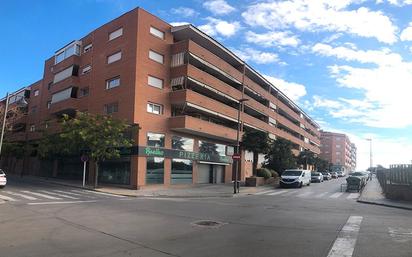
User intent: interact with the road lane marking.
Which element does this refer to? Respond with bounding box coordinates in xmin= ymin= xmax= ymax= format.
xmin=0 ymin=194 xmax=18 ymax=201
xmin=21 ymin=191 xmax=62 ymax=200
xmin=53 ymin=190 xmax=96 ymax=198
xmin=254 ymin=190 xmax=275 ymax=195
xmin=71 ymin=189 xmax=126 ymax=198
xmin=27 ymin=200 xmax=97 ymax=205
xmin=297 ymin=191 xmax=313 ymax=198
xmin=327 ymin=216 xmax=363 ymax=257
xmin=316 ymin=192 xmax=328 ymax=198
xmin=39 ymin=190 xmax=79 ymax=199
xmin=282 ymin=190 xmax=299 ymax=196
xmin=267 ymin=190 xmax=288 ymax=196
xmin=330 ymin=192 xmax=344 ymax=198
xmin=346 ymin=193 xmax=360 ymax=199
xmin=388 ymin=227 xmax=412 ymax=243
xmin=3 ymin=191 xmax=38 ymax=200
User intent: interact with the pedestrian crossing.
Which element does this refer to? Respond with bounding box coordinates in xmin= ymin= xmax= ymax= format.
xmin=0 ymin=188 xmax=125 ymax=204
xmin=249 ymin=189 xmax=360 ymax=200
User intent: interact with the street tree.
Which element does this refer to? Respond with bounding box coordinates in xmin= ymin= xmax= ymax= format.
xmin=241 ymin=129 xmax=271 ymax=176
xmin=264 ymin=138 xmax=297 ymax=175
xmin=314 ymin=157 xmax=331 ymax=171
xmin=57 ymin=112 xmax=133 ymax=187
xmin=297 ymin=149 xmax=316 ymax=169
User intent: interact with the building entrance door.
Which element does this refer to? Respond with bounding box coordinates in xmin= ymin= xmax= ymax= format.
xmin=197 ymin=164 xmax=211 ymax=184
xmin=213 ymin=165 xmax=224 ymax=184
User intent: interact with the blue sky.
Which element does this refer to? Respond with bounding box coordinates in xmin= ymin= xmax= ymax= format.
xmin=2 ymin=0 xmax=412 ymax=169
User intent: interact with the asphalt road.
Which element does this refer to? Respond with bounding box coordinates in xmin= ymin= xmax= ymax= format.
xmin=1 ymin=177 xmax=412 ymax=257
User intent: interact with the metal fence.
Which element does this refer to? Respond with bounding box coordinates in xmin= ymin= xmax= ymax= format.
xmin=377 ymin=164 xmax=412 ymax=190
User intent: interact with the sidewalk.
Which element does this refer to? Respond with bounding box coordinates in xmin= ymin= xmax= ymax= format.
xmin=358 ymin=176 xmax=412 ymax=211
xmin=6 ymin=175 xmax=267 ymax=198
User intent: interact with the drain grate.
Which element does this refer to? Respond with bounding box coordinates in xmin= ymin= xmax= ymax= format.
xmin=191 ymin=220 xmax=226 ymax=228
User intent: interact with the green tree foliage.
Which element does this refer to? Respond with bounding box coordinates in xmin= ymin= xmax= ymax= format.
xmin=297 ymin=149 xmax=316 ymax=169
xmin=314 ymin=157 xmax=331 ymax=171
xmin=264 ymin=138 xmax=297 ymax=175
xmin=39 ymin=112 xmax=133 ymax=187
xmin=242 ymin=129 xmax=271 ymax=176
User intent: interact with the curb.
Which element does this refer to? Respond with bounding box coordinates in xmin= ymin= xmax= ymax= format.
xmin=357 ymin=198 xmax=412 ymax=211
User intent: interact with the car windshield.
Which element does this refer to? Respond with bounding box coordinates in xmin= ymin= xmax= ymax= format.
xmin=311 ymin=173 xmax=320 ymax=176
xmin=282 ymin=170 xmax=302 ymax=176
xmin=351 ymin=172 xmax=365 ymax=176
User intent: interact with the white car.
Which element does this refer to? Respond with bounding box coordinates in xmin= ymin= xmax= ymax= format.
xmin=280 ymin=169 xmax=311 ymax=188
xmin=0 ymin=169 xmax=6 ymax=188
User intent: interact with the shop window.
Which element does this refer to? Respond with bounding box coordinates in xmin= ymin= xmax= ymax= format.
xmin=171 ymin=159 xmax=192 ymax=184
xmin=147 ymin=132 xmax=165 ymax=147
xmin=146 ymin=157 xmax=164 ymax=184
xmin=172 ymin=136 xmax=194 ymax=152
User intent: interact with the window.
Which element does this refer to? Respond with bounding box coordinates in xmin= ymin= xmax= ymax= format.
xmin=47 ymin=82 xmax=53 ymax=90
xmin=147 ymin=133 xmax=165 ymax=147
xmin=31 ymin=106 xmax=37 ymax=114
xmin=82 ymin=65 xmax=91 ymax=74
xmin=150 ymin=26 xmax=165 ymax=39
xmin=79 ymin=87 xmax=89 ymax=97
xmin=172 ymin=136 xmax=194 ymax=151
xmin=106 ymin=76 xmax=120 ymax=89
xmin=199 ymin=141 xmax=227 ymax=156
xmin=45 ymin=122 xmax=49 ymax=129
xmin=47 ymin=101 xmax=51 ymax=109
xmin=104 ymin=103 xmax=118 ymax=114
xmin=54 ymin=41 xmax=81 ymax=64
xmin=146 ymin=157 xmax=164 ymax=184
xmin=109 ymin=28 xmax=123 ymax=41
xmin=269 ymin=117 xmax=276 ymax=127
xmin=83 ymin=43 xmax=92 ymax=53
xmin=336 ymin=145 xmax=341 ymax=148
xmin=148 ymin=75 xmax=163 ymax=89
xmin=269 ymin=102 xmax=277 ymax=112
xmin=51 ymin=87 xmax=75 ymax=104
xmin=53 ymin=65 xmax=78 ymax=84
xmin=107 ymin=51 xmax=122 ymax=64
xmin=171 ymin=159 xmax=193 ymax=184
xmin=336 ymin=151 xmax=341 ymax=155
xmin=33 ymin=89 xmax=39 ymax=96
xmin=147 ymin=102 xmax=163 ymax=115
xmin=149 ymin=50 xmax=164 ymax=64
xmin=29 ymin=124 xmax=35 ymax=132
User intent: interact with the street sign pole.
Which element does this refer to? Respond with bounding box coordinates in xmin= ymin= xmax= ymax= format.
xmin=82 ymin=161 xmax=87 ymax=187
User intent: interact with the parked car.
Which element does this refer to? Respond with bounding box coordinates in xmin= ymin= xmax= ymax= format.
xmin=311 ymin=172 xmax=324 ymax=183
xmin=280 ymin=169 xmax=311 ymax=188
xmin=321 ymin=172 xmax=332 ymax=180
xmin=337 ymin=171 xmax=345 ymax=177
xmin=330 ymin=172 xmax=338 ymax=178
xmin=0 ymin=169 xmax=6 ymax=188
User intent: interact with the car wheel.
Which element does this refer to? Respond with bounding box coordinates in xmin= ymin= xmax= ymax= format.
xmin=299 ymin=182 xmax=303 ymax=188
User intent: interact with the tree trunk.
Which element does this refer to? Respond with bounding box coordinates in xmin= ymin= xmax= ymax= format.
xmin=253 ymin=152 xmax=258 ymax=176
xmin=94 ymin=161 xmax=99 ymax=188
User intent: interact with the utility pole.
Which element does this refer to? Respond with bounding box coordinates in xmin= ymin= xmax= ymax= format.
xmin=366 ymin=138 xmax=372 ymax=170
xmin=233 ymin=98 xmax=248 ymax=194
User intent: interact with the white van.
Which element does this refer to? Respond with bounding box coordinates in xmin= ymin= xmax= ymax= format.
xmin=280 ymin=169 xmax=311 ymax=188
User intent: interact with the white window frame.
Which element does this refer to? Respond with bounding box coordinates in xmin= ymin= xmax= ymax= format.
xmin=148 ymin=75 xmax=163 ymax=89
xmin=105 ymin=103 xmax=119 ymax=114
xmin=34 ymin=89 xmax=39 ymax=96
xmin=107 ymin=51 xmax=122 ymax=64
xmin=29 ymin=124 xmax=35 ymax=132
xmin=147 ymin=102 xmax=163 ymax=115
xmin=106 ymin=76 xmax=120 ymax=89
xmin=82 ymin=65 xmax=92 ymax=74
xmin=150 ymin=26 xmax=165 ymax=39
xmin=54 ymin=41 xmax=81 ymax=64
xmin=83 ymin=43 xmax=92 ymax=53
xmin=149 ymin=50 xmax=164 ymax=64
xmin=109 ymin=28 xmax=123 ymax=41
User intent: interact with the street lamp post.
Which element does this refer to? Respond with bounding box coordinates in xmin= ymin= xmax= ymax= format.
xmin=366 ymin=138 xmax=373 ymax=170
xmin=233 ymin=98 xmax=248 ymax=194
xmin=0 ymin=93 xmax=10 ymax=157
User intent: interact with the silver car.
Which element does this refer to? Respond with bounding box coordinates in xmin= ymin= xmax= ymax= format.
xmin=0 ymin=169 xmax=6 ymax=188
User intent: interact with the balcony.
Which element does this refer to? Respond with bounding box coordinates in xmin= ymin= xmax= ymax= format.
xmin=49 ymin=97 xmax=80 ymax=117
xmin=169 ymin=115 xmax=239 ymax=142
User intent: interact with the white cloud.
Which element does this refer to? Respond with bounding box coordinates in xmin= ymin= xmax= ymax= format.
xmin=170 ymin=22 xmax=190 ymax=27
xmin=198 ymin=17 xmax=240 ymax=37
xmin=378 ymin=0 xmax=412 ymax=6
xmin=245 ymin=31 xmax=300 ymax=47
xmin=231 ymin=48 xmax=280 ymax=64
xmin=242 ymin=0 xmax=398 ymax=44
xmin=203 ymin=0 xmax=235 ymax=15
xmin=400 ymin=22 xmax=412 ymax=41
xmin=264 ymin=75 xmax=307 ymax=102
xmin=312 ymin=43 xmax=403 ymax=66
xmin=170 ymin=7 xmax=198 ymax=18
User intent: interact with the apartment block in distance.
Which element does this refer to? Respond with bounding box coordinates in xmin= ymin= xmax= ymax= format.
xmin=319 ymin=131 xmax=356 ymax=172
xmin=0 ymin=7 xmax=321 ymax=188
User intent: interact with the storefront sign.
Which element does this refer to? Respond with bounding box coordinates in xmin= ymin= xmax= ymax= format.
xmin=137 ymin=146 xmax=232 ymax=164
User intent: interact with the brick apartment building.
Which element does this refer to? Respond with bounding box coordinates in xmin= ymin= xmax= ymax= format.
xmin=0 ymin=8 xmax=320 ymax=188
xmin=319 ymin=131 xmax=356 ymax=172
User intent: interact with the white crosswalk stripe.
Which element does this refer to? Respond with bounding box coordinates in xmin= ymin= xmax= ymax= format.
xmin=346 ymin=193 xmax=360 ymax=199
xmin=3 ymin=191 xmax=38 ymax=200
xmin=315 ymin=192 xmax=328 ymax=198
xmin=71 ymin=189 xmax=125 ymax=198
xmin=329 ymin=192 xmax=344 ymax=198
xmin=267 ymin=190 xmax=288 ymax=196
xmin=39 ymin=190 xmax=79 ymax=199
xmin=297 ymin=192 xmax=313 ymax=198
xmin=21 ymin=191 xmax=62 ymax=200
xmin=53 ymin=190 xmax=96 ymax=198
xmin=255 ymin=190 xmax=275 ymax=195
xmin=0 ymin=194 xmax=18 ymax=201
